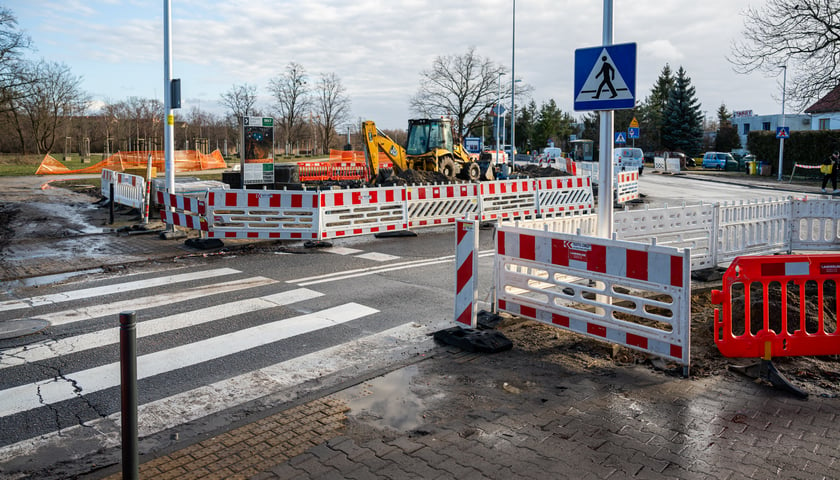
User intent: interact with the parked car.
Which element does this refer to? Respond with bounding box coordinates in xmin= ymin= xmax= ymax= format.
xmin=614 ymin=147 xmax=644 ymax=175
xmin=701 ymin=152 xmax=736 ymax=170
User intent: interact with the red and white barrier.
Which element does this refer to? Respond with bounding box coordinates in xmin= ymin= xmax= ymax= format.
xmin=615 ymin=171 xmax=640 ymax=203
xmin=157 ymin=190 xmax=209 ymax=231
xmin=535 ymin=176 xmax=594 ymax=217
xmin=454 ymin=218 xmax=479 ymax=328
xmin=479 ymin=179 xmax=537 ymax=221
xmin=407 ymin=184 xmax=479 ymax=228
xmin=102 ymin=169 xmax=146 ymax=210
xmin=206 ymin=189 xmax=320 ymax=240
xmin=495 ymin=225 xmax=691 ymax=366
xmin=319 ymin=186 xmax=408 ymax=238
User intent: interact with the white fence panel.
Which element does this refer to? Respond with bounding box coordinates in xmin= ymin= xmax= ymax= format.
xmin=790 ymin=199 xmax=840 ymax=250
xmin=716 ymin=198 xmax=791 ymax=264
xmin=102 ymin=169 xmax=146 ymax=210
xmin=614 ymin=203 xmax=716 ymax=271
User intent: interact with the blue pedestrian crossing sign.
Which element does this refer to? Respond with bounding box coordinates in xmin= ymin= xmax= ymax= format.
xmin=776 ymin=126 xmax=790 ymax=139
xmin=574 ymin=43 xmax=637 ymax=111
xmin=615 ymin=132 xmax=627 ymax=144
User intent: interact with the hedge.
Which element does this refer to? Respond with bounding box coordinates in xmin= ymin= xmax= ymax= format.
xmin=747 ymin=130 xmax=840 ymax=174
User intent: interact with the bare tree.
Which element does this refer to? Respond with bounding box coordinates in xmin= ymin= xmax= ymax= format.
xmin=268 ymin=62 xmax=311 ymax=153
xmin=219 ymin=83 xmax=258 ymax=125
xmin=730 ymin=0 xmax=840 ymax=110
xmin=0 ymin=7 xmax=34 ymax=115
xmin=410 ymin=47 xmax=530 ymax=136
xmin=313 ymin=72 xmax=351 ymax=153
xmin=13 ymin=61 xmax=88 ymax=154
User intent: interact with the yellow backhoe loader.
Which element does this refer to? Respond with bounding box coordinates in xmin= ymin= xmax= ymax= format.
xmin=361 ymin=118 xmax=489 ymax=182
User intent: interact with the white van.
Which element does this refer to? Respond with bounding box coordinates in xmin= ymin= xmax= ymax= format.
xmin=614 ymin=147 xmax=644 ymax=175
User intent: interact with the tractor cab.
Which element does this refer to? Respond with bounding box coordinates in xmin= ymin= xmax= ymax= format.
xmin=406 ymin=118 xmax=454 ymax=156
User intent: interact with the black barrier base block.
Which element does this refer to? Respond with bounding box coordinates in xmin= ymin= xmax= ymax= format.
xmin=374 ymin=230 xmax=418 ymax=238
xmin=304 ymin=240 xmax=333 ymax=249
xmin=433 ymin=326 xmax=512 ymax=353
xmin=477 ymin=310 xmax=503 ymax=329
xmin=729 ymin=360 xmax=809 ymax=399
xmin=185 ymin=238 xmax=225 ymax=250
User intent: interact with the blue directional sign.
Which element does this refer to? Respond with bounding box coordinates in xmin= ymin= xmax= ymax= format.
xmin=574 ymin=43 xmax=637 ymax=111
xmin=627 ymin=127 xmax=640 ymax=139
xmin=776 ymin=126 xmax=790 ymax=139
xmin=615 ymin=132 xmax=627 ymax=144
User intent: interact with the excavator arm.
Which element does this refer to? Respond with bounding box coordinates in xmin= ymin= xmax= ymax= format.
xmin=361 ymin=120 xmax=408 ymax=180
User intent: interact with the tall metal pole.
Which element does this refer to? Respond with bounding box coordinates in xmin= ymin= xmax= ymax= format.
xmin=510 ymin=0 xmax=516 ymax=165
xmin=496 ymin=72 xmax=504 ymax=166
xmin=120 ymin=311 xmax=138 ymax=480
xmin=777 ymin=65 xmax=787 ymax=182
xmin=163 ymin=0 xmax=175 ymax=200
xmin=597 ymin=0 xmax=614 ymax=239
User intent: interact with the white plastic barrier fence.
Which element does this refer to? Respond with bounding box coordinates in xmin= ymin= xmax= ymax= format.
xmin=503 ymin=214 xmax=598 ymax=237
xmin=652 ymin=157 xmax=681 ymax=173
xmin=614 ymin=203 xmax=716 ymax=271
xmin=101 ymin=169 xmax=146 ymax=210
xmin=454 ymin=217 xmax=480 ymax=328
xmin=206 ymin=189 xmax=320 ymax=240
xmin=407 ymin=183 xmax=479 ymax=228
xmin=534 ymin=177 xmax=594 ymax=217
xmin=790 ymin=198 xmax=840 ymax=250
xmin=319 ymin=186 xmax=408 ymax=238
xmin=715 ymin=197 xmax=790 ymax=264
xmin=615 ymin=171 xmax=640 ymax=203
xmin=156 ymin=190 xmax=208 ymax=231
xmin=495 ymin=224 xmax=692 ymax=366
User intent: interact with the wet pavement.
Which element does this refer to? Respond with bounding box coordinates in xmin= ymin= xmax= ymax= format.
xmin=4 ymin=171 xmax=840 ymax=479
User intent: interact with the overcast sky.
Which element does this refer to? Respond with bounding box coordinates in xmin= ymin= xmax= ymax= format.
xmin=12 ymin=0 xmax=782 ymax=131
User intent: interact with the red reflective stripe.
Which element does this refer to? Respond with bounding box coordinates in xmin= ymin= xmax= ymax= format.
xmin=456 ymin=306 xmax=473 ymax=326
xmin=225 ymin=192 xmax=237 ymax=207
xmin=588 ymin=245 xmax=607 ymax=273
xmin=457 ymin=252 xmax=474 ymax=293
xmin=761 ymin=263 xmax=786 ymax=276
xmin=520 ymin=305 xmax=536 ymax=318
xmin=552 ymin=238 xmax=569 ymax=266
xmin=627 ymin=249 xmax=648 ymax=281
xmin=291 ymin=195 xmax=302 ymax=208
xmin=671 ymin=255 xmax=683 ymax=287
xmin=520 ymin=234 xmax=535 ymax=261
xmin=588 ymin=324 xmax=607 ymax=337
xmin=498 ymin=231 xmax=507 ymax=256
xmin=552 ymin=314 xmax=569 ymax=327
xmin=626 ymin=333 xmax=648 ymax=349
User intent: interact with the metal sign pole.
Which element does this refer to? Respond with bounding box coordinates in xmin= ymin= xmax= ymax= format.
xmin=597 ymin=0 xmax=614 ymax=239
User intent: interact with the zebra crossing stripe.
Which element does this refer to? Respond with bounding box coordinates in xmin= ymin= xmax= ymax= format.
xmin=0 ymin=288 xmax=322 ymax=369
xmin=0 ymin=322 xmax=430 ymax=464
xmin=19 ymin=276 xmax=279 ymax=328
xmin=0 ymin=268 xmax=241 ymax=312
xmin=0 ymin=303 xmax=378 ymax=417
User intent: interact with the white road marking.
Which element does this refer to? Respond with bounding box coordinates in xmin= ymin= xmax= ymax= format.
xmin=23 ymin=276 xmax=279 ymax=328
xmin=288 ymin=251 xmax=495 ymax=286
xmin=355 ymin=252 xmax=401 ymax=262
xmin=0 ymin=302 xmax=377 ymax=417
xmin=0 ymin=322 xmax=432 ymax=465
xmin=0 ymin=268 xmax=241 ymax=312
xmin=0 ymin=288 xmax=322 ymax=369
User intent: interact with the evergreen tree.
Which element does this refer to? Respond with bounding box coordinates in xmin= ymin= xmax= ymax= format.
xmin=714 ymin=103 xmax=741 ymax=152
xmin=533 ymin=99 xmax=573 ymax=151
xmin=637 ymin=64 xmax=674 ymax=152
xmin=661 ymin=66 xmax=703 ymax=156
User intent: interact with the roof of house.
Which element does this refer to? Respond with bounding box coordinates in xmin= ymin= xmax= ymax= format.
xmin=805 ymin=84 xmax=840 ymax=114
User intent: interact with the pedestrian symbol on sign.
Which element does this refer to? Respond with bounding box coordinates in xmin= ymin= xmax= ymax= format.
xmin=615 ymin=132 xmax=626 ymax=144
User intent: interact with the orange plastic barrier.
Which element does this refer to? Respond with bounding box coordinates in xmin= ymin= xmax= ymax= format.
xmin=712 ymin=254 xmax=840 ymax=358
xmin=35 ymin=150 xmax=227 ymax=175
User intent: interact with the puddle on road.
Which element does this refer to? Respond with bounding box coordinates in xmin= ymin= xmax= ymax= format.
xmin=334 ymin=364 xmax=427 ymax=432
xmin=0 ymin=268 xmax=104 ymax=290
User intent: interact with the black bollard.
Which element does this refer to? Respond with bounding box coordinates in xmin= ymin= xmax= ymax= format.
xmin=120 ymin=311 xmax=139 ymax=480
xmin=109 ymin=183 xmax=115 ymax=225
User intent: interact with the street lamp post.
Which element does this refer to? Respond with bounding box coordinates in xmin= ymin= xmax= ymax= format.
xmin=777 ymin=65 xmax=787 ymax=182
xmin=510 ymin=0 xmax=516 ymax=166
xmin=496 ymin=72 xmax=505 ymax=166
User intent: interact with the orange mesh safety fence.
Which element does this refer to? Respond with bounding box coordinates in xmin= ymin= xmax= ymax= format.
xmin=712 ymin=254 xmax=840 ymax=359
xmin=35 ymin=150 xmax=228 ymax=175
